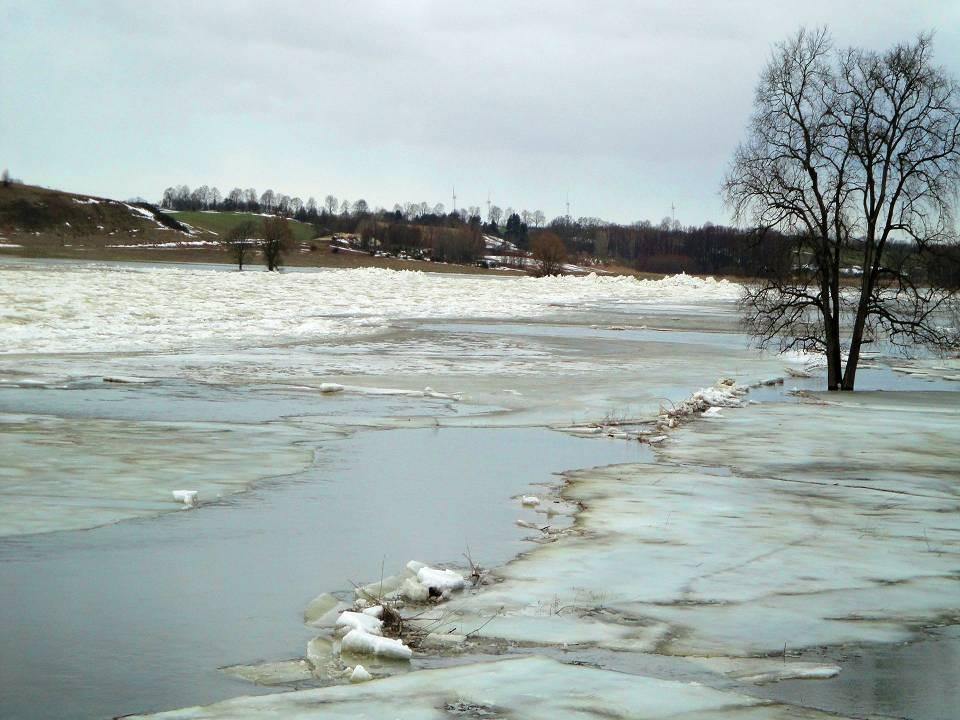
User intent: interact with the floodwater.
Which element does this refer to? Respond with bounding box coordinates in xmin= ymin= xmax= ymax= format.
xmin=756 ymin=627 xmax=960 ymax=720
xmin=1 ymin=259 xmax=957 ymax=720
xmin=0 ymin=421 xmax=646 ymax=720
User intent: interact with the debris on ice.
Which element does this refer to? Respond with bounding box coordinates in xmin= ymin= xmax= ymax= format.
xmin=422 ymin=632 xmax=467 ymax=650
xmin=521 ymin=495 xmax=540 ymax=506
xmin=319 ymin=383 xmax=345 ymax=394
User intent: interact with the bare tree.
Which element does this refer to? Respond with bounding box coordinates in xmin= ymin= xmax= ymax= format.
xmin=226 ymin=220 xmax=258 ymax=271
xmin=324 ymin=195 xmax=338 ymax=215
xmin=353 ymin=198 xmax=369 ymax=216
xmin=530 ymin=232 xmax=567 ymax=276
xmin=260 ymin=189 xmax=276 ymax=213
xmin=340 ymin=199 xmax=351 ymax=217
xmin=261 ymin=216 xmax=291 ymax=271
xmin=489 ymin=205 xmax=503 ymax=226
xmin=533 ymin=210 xmax=545 ymax=227
xmin=724 ymin=28 xmax=960 ymax=390
xmin=1 ymin=169 xmax=10 ymax=187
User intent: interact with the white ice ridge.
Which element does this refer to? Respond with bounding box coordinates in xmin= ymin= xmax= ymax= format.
xmin=0 ymin=263 xmax=742 ymax=355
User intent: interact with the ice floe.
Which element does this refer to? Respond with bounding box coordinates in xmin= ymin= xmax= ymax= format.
xmin=428 ymin=390 xmax=960 ymax=657
xmin=131 ymin=655 xmax=847 ymax=719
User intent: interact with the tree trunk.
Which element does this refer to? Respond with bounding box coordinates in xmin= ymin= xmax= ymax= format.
xmin=823 ymin=306 xmax=842 ymax=390
xmin=842 ymin=298 xmax=870 ymax=391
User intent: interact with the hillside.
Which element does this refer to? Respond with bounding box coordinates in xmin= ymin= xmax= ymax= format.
xmin=169 ymin=210 xmax=316 ymax=243
xmin=0 ymin=183 xmax=515 ymax=274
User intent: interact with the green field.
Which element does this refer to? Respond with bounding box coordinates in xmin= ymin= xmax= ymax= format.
xmin=170 ymin=211 xmax=317 ymax=242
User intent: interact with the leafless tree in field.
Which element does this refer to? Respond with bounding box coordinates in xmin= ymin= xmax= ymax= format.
xmin=261 ymin=216 xmax=291 ymax=271
xmin=226 ymin=220 xmax=258 ymax=271
xmin=531 ymin=232 xmax=567 ymax=276
xmin=724 ymin=28 xmax=960 ymax=390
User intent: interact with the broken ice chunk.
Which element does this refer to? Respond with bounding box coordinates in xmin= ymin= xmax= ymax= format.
xmin=350 ymin=664 xmax=373 ymax=682
xmin=172 ymin=490 xmax=198 ymax=507
xmin=417 ymin=566 xmax=466 ymax=594
xmin=335 ymin=611 xmax=384 ymax=636
xmin=340 ymin=628 xmax=412 ymax=660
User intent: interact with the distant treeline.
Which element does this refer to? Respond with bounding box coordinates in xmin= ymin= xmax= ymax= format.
xmin=159 ymin=183 xmax=959 ymax=282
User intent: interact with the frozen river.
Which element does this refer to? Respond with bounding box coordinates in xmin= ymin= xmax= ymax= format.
xmin=1 ymin=259 xmax=957 ymax=720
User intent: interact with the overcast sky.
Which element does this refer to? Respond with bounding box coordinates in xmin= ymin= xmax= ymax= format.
xmin=2 ymin=1 xmax=959 ymax=226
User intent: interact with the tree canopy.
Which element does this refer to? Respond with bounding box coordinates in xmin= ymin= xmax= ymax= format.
xmin=724 ymin=28 xmax=960 ymax=390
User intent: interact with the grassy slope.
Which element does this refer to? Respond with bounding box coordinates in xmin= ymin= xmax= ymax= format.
xmin=0 ymin=184 xmax=646 ymax=277
xmin=170 ymin=210 xmax=316 ymax=243
xmin=0 ymin=184 xmax=520 ymax=274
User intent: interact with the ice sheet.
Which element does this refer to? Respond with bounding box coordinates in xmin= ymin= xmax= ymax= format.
xmin=0 ymin=262 xmax=741 ymax=355
xmin=429 ymin=391 xmax=960 ymax=656
xmin=131 ymin=655 xmax=847 ymax=719
xmin=0 ymin=414 xmax=314 ymax=536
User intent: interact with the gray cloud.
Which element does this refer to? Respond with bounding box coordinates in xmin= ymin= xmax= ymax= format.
xmin=2 ymin=0 xmax=958 ymax=225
